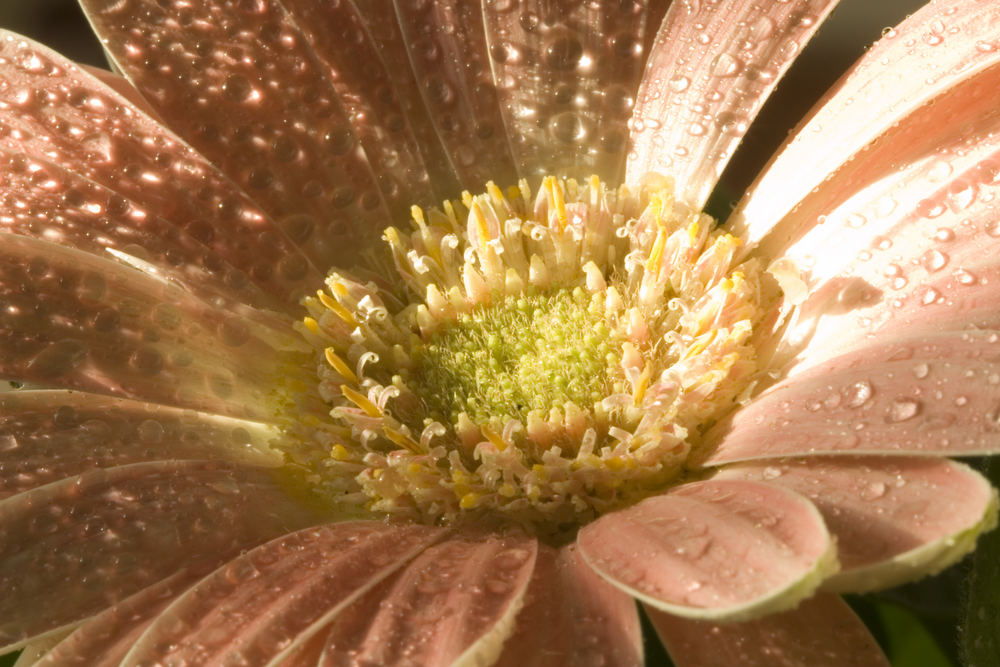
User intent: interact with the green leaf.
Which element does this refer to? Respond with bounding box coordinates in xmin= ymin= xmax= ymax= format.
xmin=961 ymin=459 xmax=1000 ymax=666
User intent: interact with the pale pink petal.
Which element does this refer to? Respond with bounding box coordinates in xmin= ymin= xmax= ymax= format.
xmin=0 ymin=234 xmax=300 ymax=419
xmin=577 ymin=479 xmax=837 ymax=621
xmin=733 ymin=0 xmax=1000 ymax=249
xmin=279 ymin=0 xmax=439 ymax=209
xmin=319 ymin=530 xmax=536 ymax=667
xmin=482 ymin=1 xmax=650 ymax=183
xmin=0 ymin=147 xmax=293 ymax=319
xmin=80 ymin=0 xmax=397 ymax=266
xmin=0 ymin=390 xmax=282 ymax=500
xmin=122 ymin=521 xmax=445 ymax=666
xmin=34 ymin=571 xmax=205 ymax=667
xmin=755 ymin=68 xmax=1000 ymax=370
xmin=702 ymin=329 xmax=1000 ymax=464
xmin=494 ymin=542 xmax=642 ymax=667
xmin=648 ymin=593 xmax=890 ymax=667
xmin=0 ymin=30 xmax=321 ymax=304
xmin=392 ymin=0 xmax=519 ymax=189
xmin=0 ymin=460 xmax=316 ymax=654
xmin=717 ymin=458 xmax=999 ymax=593
xmin=626 ymin=0 xmax=838 ymax=208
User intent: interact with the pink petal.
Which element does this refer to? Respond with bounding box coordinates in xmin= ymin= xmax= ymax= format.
xmin=122 ymin=521 xmax=445 ymax=666
xmin=34 ymin=571 xmax=204 ymax=667
xmin=755 ymin=69 xmax=1000 ymax=369
xmin=0 ymin=390 xmax=282 ymax=500
xmin=278 ymin=0 xmax=440 ymax=209
xmin=648 ymin=593 xmax=890 ymax=667
xmin=0 ymin=147 xmax=294 ymax=320
xmin=0 ymin=460 xmax=315 ymax=653
xmin=482 ymin=1 xmax=650 ymax=183
xmin=626 ymin=0 xmax=839 ymax=208
xmin=577 ymin=479 xmax=836 ymax=621
xmin=717 ymin=458 xmax=998 ymax=593
xmin=0 ymin=234 xmax=297 ymax=419
xmin=318 ymin=530 xmax=537 ymax=666
xmin=392 ymin=0 xmax=518 ymax=189
xmin=0 ymin=30 xmax=321 ymax=303
xmin=79 ymin=0 xmax=396 ymax=267
xmin=702 ymin=329 xmax=1000 ymax=464
xmin=494 ymin=542 xmax=643 ymax=667
xmin=733 ymin=0 xmax=1000 ymax=249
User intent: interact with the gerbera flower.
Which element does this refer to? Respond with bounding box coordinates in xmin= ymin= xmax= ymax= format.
xmin=2 ymin=0 xmax=999 ymax=664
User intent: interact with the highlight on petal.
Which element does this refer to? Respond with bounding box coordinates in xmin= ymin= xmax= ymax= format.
xmin=718 ymin=458 xmax=999 ymax=593
xmin=647 ymin=593 xmax=890 ymax=667
xmin=482 ymin=0 xmax=650 ymax=183
xmin=318 ymin=530 xmax=537 ymax=667
xmin=0 ymin=29 xmax=321 ymax=304
xmin=122 ymin=521 xmax=446 ymax=666
xmin=0 ymin=461 xmax=316 ymax=654
xmin=392 ymin=0 xmax=518 ymax=189
xmin=702 ymin=330 xmax=1000 ymax=464
xmin=494 ymin=542 xmax=643 ymax=667
xmin=0 ymin=234 xmax=303 ymax=420
xmin=627 ymin=0 xmax=839 ymax=209
xmin=734 ymin=0 xmax=1000 ymax=249
xmin=80 ymin=0 xmax=396 ymax=266
xmin=577 ymin=478 xmax=837 ymax=621
xmin=0 ymin=390 xmax=282 ymax=500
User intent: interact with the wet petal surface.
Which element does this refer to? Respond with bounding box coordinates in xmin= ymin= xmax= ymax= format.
xmin=318 ymin=530 xmax=537 ymax=667
xmin=577 ymin=478 xmax=836 ymax=621
xmin=648 ymin=593 xmax=889 ymax=666
xmin=718 ymin=458 xmax=998 ymax=592
xmin=0 ymin=460 xmax=315 ymax=653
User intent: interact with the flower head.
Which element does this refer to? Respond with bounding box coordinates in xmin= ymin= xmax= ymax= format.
xmin=2 ymin=0 xmax=1000 ymax=665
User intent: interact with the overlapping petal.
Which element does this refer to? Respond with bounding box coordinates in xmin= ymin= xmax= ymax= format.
xmin=717 ymin=458 xmax=999 ymax=592
xmin=577 ymin=479 xmax=837 ymax=621
xmin=0 ymin=30 xmax=321 ymax=305
xmin=648 ymin=593 xmax=890 ymax=666
xmin=627 ymin=0 xmax=839 ymax=208
xmin=0 ymin=390 xmax=281 ymax=500
xmin=482 ymin=0 xmax=650 ymax=183
xmin=0 ymin=461 xmax=316 ymax=654
xmin=733 ymin=0 xmax=1000 ymax=248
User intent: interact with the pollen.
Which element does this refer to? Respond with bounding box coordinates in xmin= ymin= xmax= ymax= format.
xmin=279 ymin=175 xmax=768 ymax=533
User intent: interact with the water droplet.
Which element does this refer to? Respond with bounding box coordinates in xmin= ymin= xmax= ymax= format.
xmin=668 ymin=75 xmax=690 ymax=92
xmin=846 ymin=381 xmax=873 ymax=407
xmin=913 ymin=363 xmax=930 ymax=379
xmin=862 ymin=481 xmax=887 ymax=500
xmin=888 ymin=399 xmax=921 ymax=422
xmin=710 ymin=52 xmax=741 ymax=77
xmin=921 ymin=249 xmax=949 ymax=272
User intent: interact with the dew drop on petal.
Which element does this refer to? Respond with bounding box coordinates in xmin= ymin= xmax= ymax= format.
xmin=888 ymin=398 xmax=921 ymax=422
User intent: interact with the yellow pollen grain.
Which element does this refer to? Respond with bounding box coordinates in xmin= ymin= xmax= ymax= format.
xmin=687 ymin=220 xmax=700 ymax=245
xmin=340 ymin=384 xmax=382 ymax=418
xmin=480 ymin=425 xmax=508 ymax=451
xmin=324 ymin=347 xmax=357 ymax=383
xmin=459 ymin=492 xmax=481 ymax=509
xmin=330 ymin=444 xmax=351 ymax=461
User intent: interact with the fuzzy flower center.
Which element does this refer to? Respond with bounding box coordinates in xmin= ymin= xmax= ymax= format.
xmin=411 ymin=289 xmax=612 ymax=424
xmin=281 ymin=175 xmax=766 ymax=533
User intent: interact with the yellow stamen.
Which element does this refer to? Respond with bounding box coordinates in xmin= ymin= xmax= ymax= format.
xmin=340 ymin=384 xmax=382 ymax=418
xmin=383 ymin=426 xmax=422 ymax=453
xmin=480 ymin=425 xmax=508 ymax=451
xmin=324 ymin=347 xmax=357 ymax=383
xmin=318 ymin=290 xmax=358 ymax=327
xmin=302 ymin=316 xmax=320 ymax=334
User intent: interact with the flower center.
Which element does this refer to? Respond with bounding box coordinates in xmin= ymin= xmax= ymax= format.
xmin=411 ymin=288 xmax=612 ymax=425
xmin=279 ymin=175 xmax=767 ymax=534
